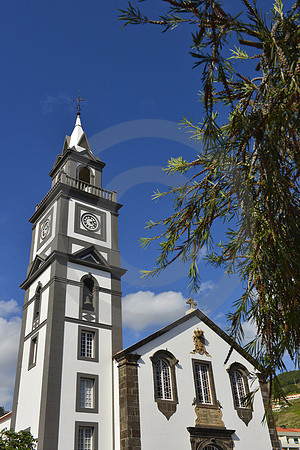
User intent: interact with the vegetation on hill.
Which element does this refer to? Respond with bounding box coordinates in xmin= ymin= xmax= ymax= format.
xmin=273 ymin=398 xmax=300 ymax=428
xmin=277 ymin=370 xmax=300 ymax=396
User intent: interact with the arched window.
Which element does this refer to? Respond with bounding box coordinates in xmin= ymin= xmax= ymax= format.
xmin=82 ymin=278 xmax=95 ymax=312
xmin=80 ymin=275 xmax=99 ymax=323
xmin=230 ymin=369 xmax=247 ymax=408
xmin=150 ymin=350 xmax=178 ymax=419
xmin=32 ymin=284 xmax=42 ymax=329
xmin=155 ymin=359 xmax=172 ymax=400
xmin=228 ymin=362 xmax=253 ymax=425
xmin=78 ymin=166 xmax=91 ymax=184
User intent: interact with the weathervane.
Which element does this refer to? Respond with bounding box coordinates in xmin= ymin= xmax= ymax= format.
xmin=73 ymin=91 xmax=86 ymax=115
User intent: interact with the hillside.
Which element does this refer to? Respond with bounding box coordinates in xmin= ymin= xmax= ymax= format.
xmin=277 ymin=370 xmax=300 ymax=396
xmin=273 ymin=370 xmax=300 ymax=428
xmin=273 ymin=399 xmax=300 ymax=428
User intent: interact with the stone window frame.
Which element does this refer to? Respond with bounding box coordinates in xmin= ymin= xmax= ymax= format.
xmin=76 ymin=373 xmax=99 ymax=413
xmin=74 ymin=421 xmax=98 ymax=450
xmin=227 ymin=362 xmax=253 ymax=425
xmin=32 ymin=282 xmax=42 ymax=330
xmin=28 ymin=333 xmax=39 ymax=370
xmin=192 ymin=359 xmax=218 ymax=409
xmin=79 ymin=274 xmax=99 ymax=323
xmin=77 ymin=325 xmax=99 ymax=362
xmin=150 ymin=349 xmax=179 ymax=420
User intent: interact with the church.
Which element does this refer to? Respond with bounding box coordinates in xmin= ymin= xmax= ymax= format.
xmin=0 ymin=114 xmax=281 ymax=449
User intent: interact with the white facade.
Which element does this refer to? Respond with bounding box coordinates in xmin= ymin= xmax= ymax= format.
xmin=115 ymin=311 xmax=275 ymax=450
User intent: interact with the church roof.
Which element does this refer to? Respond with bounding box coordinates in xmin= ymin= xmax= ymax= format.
xmin=114 ymin=309 xmax=260 ymax=370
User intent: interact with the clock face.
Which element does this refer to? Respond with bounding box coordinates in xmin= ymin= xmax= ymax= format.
xmin=41 ymin=219 xmax=51 ymax=240
xmin=81 ymin=213 xmax=100 ymax=232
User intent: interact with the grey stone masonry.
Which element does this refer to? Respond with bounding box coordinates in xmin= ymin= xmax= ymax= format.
xmin=117 ymin=354 xmax=141 ymax=450
xmin=258 ymin=376 xmax=281 ymax=450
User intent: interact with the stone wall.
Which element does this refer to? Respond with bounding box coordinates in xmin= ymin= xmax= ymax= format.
xmin=117 ymin=354 xmax=141 ymax=450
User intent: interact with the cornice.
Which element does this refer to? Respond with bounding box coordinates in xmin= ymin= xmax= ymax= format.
xmin=30 ymin=182 xmax=122 ymax=224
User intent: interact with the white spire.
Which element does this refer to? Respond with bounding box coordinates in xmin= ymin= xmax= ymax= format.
xmin=69 ymin=113 xmax=84 ymax=150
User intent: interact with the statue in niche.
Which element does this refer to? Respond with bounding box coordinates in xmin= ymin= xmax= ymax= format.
xmin=191 ymin=329 xmax=210 ymax=356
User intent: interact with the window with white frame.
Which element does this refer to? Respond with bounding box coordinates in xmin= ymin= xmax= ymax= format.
xmin=228 ymin=362 xmax=253 ymax=425
xmin=78 ymin=327 xmax=98 ymax=362
xmin=193 ymin=361 xmax=213 ymax=404
xmin=81 ymin=331 xmax=94 ymax=358
xmin=76 ymin=373 xmax=98 ymax=413
xmin=155 ymin=359 xmax=172 ymax=400
xmin=150 ymin=350 xmax=179 ymax=419
xmin=230 ymin=370 xmax=247 ymax=408
xmin=76 ymin=423 xmax=97 ymax=450
xmin=78 ymin=427 xmax=93 ymax=450
xmin=80 ymin=378 xmax=94 ymax=409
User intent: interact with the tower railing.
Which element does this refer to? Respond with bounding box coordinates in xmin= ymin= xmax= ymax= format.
xmin=64 ymin=175 xmax=116 ymax=201
xmin=35 ymin=174 xmax=116 ymax=211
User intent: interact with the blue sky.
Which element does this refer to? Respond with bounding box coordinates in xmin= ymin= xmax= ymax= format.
xmin=0 ymin=0 xmax=295 ymax=408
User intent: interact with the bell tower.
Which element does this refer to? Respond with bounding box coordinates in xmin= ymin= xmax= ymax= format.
xmin=11 ymin=113 xmax=125 ymax=449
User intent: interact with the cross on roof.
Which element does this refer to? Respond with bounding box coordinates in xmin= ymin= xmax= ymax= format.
xmin=186 ymin=297 xmax=197 ymax=314
xmin=73 ymin=91 xmax=86 ymax=115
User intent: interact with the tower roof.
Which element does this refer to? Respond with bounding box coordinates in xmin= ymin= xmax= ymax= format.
xmin=69 ymin=113 xmax=83 ymax=148
xmin=67 ymin=113 xmax=92 ymax=153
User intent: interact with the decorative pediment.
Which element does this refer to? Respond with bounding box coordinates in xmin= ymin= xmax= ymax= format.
xmin=27 ymin=254 xmax=47 ymax=278
xmin=62 ymin=135 xmax=70 ymax=154
xmin=78 ymin=133 xmax=91 ymax=152
xmin=71 ymin=246 xmax=109 ymax=267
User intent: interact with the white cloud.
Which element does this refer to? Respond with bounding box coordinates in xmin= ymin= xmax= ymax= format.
xmin=199 ymin=280 xmax=215 ymax=292
xmin=122 ymin=290 xmax=187 ymax=332
xmin=0 ymin=299 xmax=20 ymax=318
xmin=40 ymin=92 xmax=72 ymax=114
xmin=0 ymin=315 xmax=21 ymax=410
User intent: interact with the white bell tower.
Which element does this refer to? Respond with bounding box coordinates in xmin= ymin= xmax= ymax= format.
xmin=11 ymin=112 xmax=125 ymax=449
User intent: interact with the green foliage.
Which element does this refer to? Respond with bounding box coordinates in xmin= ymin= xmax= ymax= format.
xmin=119 ymin=0 xmax=300 ymax=392
xmin=277 ymin=370 xmax=300 ymax=395
xmin=0 ymin=429 xmax=37 ymax=449
xmin=273 ymin=398 xmax=300 ymax=428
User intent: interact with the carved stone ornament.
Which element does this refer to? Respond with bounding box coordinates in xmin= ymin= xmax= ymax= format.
xmin=191 ymin=329 xmax=211 ymax=356
xmin=195 ymin=405 xmax=225 ymax=428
